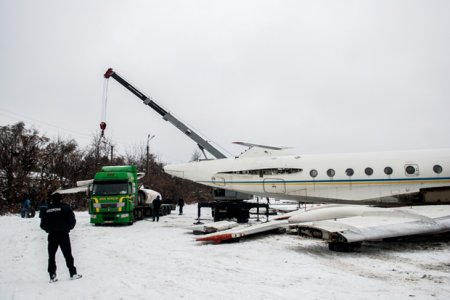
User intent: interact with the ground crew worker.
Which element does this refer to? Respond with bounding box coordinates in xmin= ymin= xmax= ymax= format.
xmin=178 ymin=198 xmax=185 ymax=215
xmin=21 ymin=197 xmax=31 ymax=218
xmin=152 ymin=195 xmax=162 ymax=222
xmin=40 ymin=193 xmax=81 ymax=282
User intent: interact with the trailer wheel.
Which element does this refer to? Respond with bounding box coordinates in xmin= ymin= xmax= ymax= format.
xmin=134 ymin=209 xmax=144 ymax=221
xmin=144 ymin=207 xmax=152 ymax=218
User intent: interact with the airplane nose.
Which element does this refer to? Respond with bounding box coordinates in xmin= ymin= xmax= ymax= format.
xmin=163 ymin=164 xmax=185 ymax=179
xmin=163 ymin=161 xmax=209 ymax=183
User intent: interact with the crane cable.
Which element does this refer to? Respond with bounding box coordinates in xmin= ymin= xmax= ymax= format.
xmin=100 ymin=77 xmax=109 ymax=137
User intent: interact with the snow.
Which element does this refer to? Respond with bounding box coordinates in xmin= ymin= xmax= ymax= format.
xmin=1 ymin=205 xmax=450 ymax=300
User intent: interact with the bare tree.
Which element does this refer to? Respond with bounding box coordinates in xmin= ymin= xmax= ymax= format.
xmin=0 ymin=122 xmax=48 ymax=208
xmin=190 ymin=149 xmax=202 ymax=162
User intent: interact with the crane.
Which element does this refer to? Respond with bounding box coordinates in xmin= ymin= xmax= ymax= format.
xmin=103 ymin=68 xmax=226 ymax=160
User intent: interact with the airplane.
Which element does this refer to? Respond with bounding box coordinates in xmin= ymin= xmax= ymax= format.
xmin=164 ymin=143 xmax=450 ymax=250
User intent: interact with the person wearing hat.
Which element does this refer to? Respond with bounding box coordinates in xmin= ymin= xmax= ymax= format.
xmin=40 ymin=192 xmax=81 ymax=282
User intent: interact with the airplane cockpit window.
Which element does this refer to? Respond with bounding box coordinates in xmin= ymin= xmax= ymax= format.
xmin=365 ymin=167 xmax=374 ymax=176
xmin=384 ymin=167 xmax=393 ymax=175
xmin=433 ymin=165 xmax=443 ymax=174
xmin=310 ymin=169 xmax=318 ymax=178
xmin=345 ymin=168 xmax=354 ymax=176
xmin=327 ymin=169 xmax=335 ymax=177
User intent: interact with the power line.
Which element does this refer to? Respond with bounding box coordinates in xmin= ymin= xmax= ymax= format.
xmin=0 ymin=108 xmax=92 ymax=139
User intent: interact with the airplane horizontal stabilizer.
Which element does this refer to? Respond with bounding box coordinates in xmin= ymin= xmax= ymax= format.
xmin=233 ymin=142 xmax=288 ymax=151
xmin=233 ymin=142 xmax=294 ymax=158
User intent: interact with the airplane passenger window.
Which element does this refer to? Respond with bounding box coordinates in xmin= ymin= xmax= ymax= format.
xmin=345 ymin=168 xmax=354 ymax=176
xmin=327 ymin=169 xmax=335 ymax=177
xmin=384 ymin=167 xmax=393 ymax=175
xmin=310 ymin=169 xmax=318 ymax=178
xmin=433 ymin=165 xmax=443 ymax=174
xmin=365 ymin=168 xmax=373 ymax=176
xmin=405 ymin=165 xmax=416 ymax=175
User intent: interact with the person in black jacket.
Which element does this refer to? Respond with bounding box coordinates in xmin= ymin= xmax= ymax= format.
xmin=40 ymin=193 xmax=81 ymax=282
xmin=152 ymin=196 xmax=162 ymax=222
xmin=177 ymin=198 xmax=184 ymax=215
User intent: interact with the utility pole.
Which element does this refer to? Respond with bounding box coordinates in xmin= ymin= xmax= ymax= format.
xmin=146 ymin=134 xmax=155 ymax=186
xmin=110 ymin=145 xmax=114 ymax=162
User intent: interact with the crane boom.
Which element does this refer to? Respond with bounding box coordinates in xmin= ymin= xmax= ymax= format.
xmin=104 ymin=68 xmax=227 ymax=159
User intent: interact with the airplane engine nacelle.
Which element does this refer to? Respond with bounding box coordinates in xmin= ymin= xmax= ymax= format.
xmin=138 ymin=188 xmax=162 ymax=205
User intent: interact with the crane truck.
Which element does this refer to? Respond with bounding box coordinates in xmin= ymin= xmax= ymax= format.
xmin=103 ymin=68 xmax=268 ymax=223
xmin=89 ymin=165 xmax=173 ymax=225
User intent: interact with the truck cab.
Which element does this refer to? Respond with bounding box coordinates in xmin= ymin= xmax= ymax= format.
xmin=89 ymin=165 xmax=138 ymax=225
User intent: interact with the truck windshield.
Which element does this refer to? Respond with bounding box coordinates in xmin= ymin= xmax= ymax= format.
xmin=92 ymin=182 xmax=128 ymax=196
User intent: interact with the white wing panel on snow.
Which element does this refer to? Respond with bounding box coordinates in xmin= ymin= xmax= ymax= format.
xmin=55 ymin=186 xmax=88 ymax=194
xmin=191 ymin=221 xmax=239 ymax=234
xmin=291 ymin=205 xmax=450 ymax=243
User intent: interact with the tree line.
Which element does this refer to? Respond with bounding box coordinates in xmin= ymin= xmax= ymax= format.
xmin=0 ymin=122 xmax=212 ymax=214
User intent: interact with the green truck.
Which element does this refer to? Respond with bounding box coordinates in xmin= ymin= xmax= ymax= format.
xmin=89 ymin=165 xmax=172 ymax=225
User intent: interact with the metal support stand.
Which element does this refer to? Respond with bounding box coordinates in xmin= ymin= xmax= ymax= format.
xmin=256 ymin=197 xmax=260 ymax=222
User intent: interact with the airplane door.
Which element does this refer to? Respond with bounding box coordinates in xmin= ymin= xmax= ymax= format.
xmin=263 ymin=178 xmax=286 ymax=194
xmin=211 ymin=176 xmax=226 ymax=186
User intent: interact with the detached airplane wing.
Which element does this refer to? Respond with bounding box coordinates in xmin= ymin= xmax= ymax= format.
xmin=55 ymin=185 xmax=89 ymax=194
xmin=289 ymin=205 xmax=450 ymax=244
xmin=55 ymin=172 xmax=148 ymax=195
xmin=55 ymin=179 xmax=93 ymax=194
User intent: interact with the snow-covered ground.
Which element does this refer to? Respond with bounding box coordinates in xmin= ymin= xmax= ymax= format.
xmin=1 ymin=205 xmax=450 ymax=300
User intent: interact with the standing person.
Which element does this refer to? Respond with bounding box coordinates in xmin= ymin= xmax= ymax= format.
xmin=40 ymin=193 xmax=82 ymax=282
xmin=152 ymin=195 xmax=162 ymax=222
xmin=21 ymin=197 xmax=31 ymax=218
xmin=177 ymin=198 xmax=185 ymax=215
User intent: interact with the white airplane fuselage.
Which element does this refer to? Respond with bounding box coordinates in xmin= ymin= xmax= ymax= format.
xmin=164 ymin=149 xmax=450 ymax=205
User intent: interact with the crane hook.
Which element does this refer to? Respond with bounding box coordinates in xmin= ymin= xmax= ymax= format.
xmin=100 ymin=122 xmax=107 ymax=137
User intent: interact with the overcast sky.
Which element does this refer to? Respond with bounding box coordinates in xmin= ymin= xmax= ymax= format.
xmin=1 ymin=0 xmax=449 ymax=163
